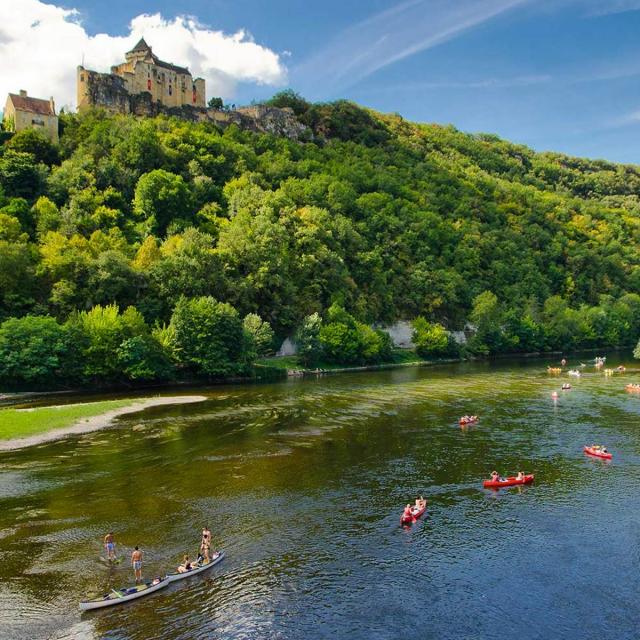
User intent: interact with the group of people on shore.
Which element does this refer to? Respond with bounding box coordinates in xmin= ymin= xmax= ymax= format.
xmin=103 ymin=526 xmax=214 ymax=582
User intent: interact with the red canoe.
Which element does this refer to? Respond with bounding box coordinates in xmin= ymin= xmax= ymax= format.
xmin=400 ymin=505 xmax=426 ymax=525
xmin=459 ymin=417 xmax=479 ymax=426
xmin=584 ymin=446 xmax=612 ymax=460
xmin=483 ymin=474 xmax=534 ymax=489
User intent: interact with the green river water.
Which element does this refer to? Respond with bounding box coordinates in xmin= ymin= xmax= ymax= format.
xmin=1 ymin=355 xmax=639 ymax=640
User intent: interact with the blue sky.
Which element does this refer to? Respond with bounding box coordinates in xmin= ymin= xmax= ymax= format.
xmin=12 ymin=0 xmax=640 ymax=162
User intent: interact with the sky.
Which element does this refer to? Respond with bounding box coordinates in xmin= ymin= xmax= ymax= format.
xmin=2 ymin=0 xmax=640 ymax=162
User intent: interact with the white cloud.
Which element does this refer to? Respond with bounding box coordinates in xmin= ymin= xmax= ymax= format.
xmin=364 ymin=74 xmax=552 ymax=92
xmin=579 ymin=0 xmax=640 ymax=16
xmin=0 ymin=0 xmax=287 ymax=110
xmin=293 ymin=0 xmax=530 ymax=98
xmin=608 ymin=109 xmax=640 ymax=128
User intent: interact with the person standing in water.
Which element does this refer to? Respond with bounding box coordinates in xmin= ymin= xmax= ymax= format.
xmin=131 ymin=546 xmax=143 ymax=583
xmin=103 ymin=532 xmax=116 ymax=561
xmin=200 ymin=526 xmax=212 ymax=562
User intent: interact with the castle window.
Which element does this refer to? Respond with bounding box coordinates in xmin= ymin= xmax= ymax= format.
xmin=169 ymin=85 xmax=172 ymax=96
xmin=80 ymin=74 xmax=85 ymax=81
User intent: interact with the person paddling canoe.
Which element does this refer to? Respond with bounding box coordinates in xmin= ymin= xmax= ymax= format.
xmin=131 ymin=546 xmax=143 ymax=583
xmin=103 ymin=532 xmax=116 ymax=561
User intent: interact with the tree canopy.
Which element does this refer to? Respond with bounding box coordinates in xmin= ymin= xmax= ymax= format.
xmin=1 ymin=100 xmax=640 ymax=386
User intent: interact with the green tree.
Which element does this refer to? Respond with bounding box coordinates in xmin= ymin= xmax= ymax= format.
xmin=265 ymin=90 xmax=311 ymax=116
xmin=295 ymin=312 xmax=323 ymax=366
xmin=468 ymin=291 xmax=504 ymax=354
xmin=170 ymin=296 xmax=249 ymax=377
xmin=243 ymin=313 xmax=274 ymax=357
xmin=502 ymin=306 xmax=545 ymax=353
xmin=117 ymin=335 xmax=174 ymax=381
xmin=31 ymin=196 xmax=61 ymax=237
xmin=133 ymin=169 xmax=192 ymax=235
xmin=0 ymin=150 xmax=47 ymax=200
xmin=68 ymin=304 xmax=148 ymax=382
xmin=6 ymin=129 xmax=59 ymax=166
xmin=318 ymin=304 xmax=392 ymax=364
xmin=0 ymin=316 xmax=80 ymax=386
xmin=412 ymin=317 xmax=456 ymax=358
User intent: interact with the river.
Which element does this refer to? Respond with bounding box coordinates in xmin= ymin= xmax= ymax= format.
xmin=1 ymin=355 xmax=639 ymax=640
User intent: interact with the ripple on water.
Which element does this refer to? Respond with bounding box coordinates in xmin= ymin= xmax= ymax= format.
xmin=2 ymin=359 xmax=640 ymax=639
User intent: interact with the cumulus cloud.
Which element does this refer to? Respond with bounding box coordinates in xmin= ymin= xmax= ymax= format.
xmin=0 ymin=0 xmax=287 ymax=110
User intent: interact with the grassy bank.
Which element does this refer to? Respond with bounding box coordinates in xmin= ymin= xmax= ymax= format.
xmin=0 ymin=400 xmax=135 ymax=441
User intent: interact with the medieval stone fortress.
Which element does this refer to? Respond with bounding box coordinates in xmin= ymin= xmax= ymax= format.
xmin=3 ymin=39 xmax=306 ymax=142
xmin=77 ymin=38 xmax=207 ymax=115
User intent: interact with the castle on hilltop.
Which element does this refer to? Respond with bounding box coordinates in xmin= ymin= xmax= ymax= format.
xmin=74 ymin=38 xmax=308 ymax=140
xmin=77 ymin=38 xmax=206 ymax=114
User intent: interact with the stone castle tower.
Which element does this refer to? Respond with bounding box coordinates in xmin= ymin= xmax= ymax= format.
xmin=77 ymin=38 xmax=206 ymax=114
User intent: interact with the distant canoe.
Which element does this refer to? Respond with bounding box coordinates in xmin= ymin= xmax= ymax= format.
xmin=483 ymin=474 xmax=534 ymax=489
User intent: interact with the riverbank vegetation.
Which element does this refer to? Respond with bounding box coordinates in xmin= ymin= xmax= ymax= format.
xmin=1 ymin=94 xmax=640 ymax=388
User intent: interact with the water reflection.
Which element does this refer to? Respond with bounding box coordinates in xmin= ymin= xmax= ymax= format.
xmin=0 ymin=356 xmax=639 ymax=639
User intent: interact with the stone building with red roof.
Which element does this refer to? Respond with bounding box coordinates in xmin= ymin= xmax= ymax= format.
xmin=3 ymin=90 xmax=58 ymax=143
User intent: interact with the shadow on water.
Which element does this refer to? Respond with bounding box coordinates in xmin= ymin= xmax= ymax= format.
xmin=0 ymin=354 xmax=639 ymax=639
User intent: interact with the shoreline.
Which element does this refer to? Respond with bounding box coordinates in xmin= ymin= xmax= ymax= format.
xmin=265 ymin=347 xmax=630 ymax=378
xmin=1 ymin=347 xmax=630 ymax=399
xmin=0 ymin=395 xmax=208 ymax=451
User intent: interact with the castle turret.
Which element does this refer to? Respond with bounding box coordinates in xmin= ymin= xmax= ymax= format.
xmin=193 ymin=78 xmax=206 ymax=108
xmin=125 ymin=38 xmax=153 ymax=64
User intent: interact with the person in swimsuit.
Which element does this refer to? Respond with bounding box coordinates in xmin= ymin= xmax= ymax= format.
xmin=131 ymin=546 xmax=143 ymax=583
xmin=177 ymin=555 xmax=193 ymax=573
xmin=201 ymin=526 xmax=212 ymax=562
xmin=104 ymin=532 xmax=116 ymax=561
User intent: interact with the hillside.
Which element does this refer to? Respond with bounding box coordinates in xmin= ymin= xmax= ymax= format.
xmin=1 ymin=95 xmax=639 ymax=386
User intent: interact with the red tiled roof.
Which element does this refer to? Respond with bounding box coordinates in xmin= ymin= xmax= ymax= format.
xmin=8 ymin=94 xmax=55 ymax=116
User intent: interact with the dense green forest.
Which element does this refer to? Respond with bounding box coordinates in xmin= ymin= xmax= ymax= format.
xmin=1 ymin=92 xmax=640 ymax=387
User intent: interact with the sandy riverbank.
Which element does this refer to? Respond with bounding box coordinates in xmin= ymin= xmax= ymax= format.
xmin=0 ymin=395 xmax=207 ymax=451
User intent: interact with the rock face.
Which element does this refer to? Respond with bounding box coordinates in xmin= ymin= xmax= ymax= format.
xmin=234 ymin=106 xmax=309 ymax=140
xmin=79 ymin=67 xmax=309 ymax=141
xmin=379 ymin=321 xmax=415 ymax=349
